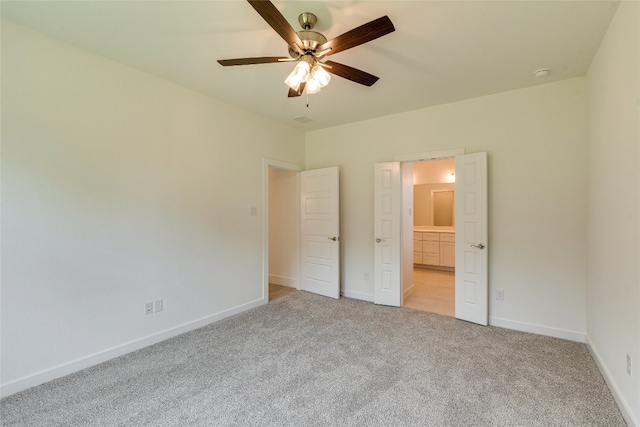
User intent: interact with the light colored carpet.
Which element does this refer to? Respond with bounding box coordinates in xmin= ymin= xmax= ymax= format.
xmin=0 ymin=292 xmax=626 ymax=426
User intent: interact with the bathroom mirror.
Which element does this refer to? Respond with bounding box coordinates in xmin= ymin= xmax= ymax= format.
xmin=413 ymin=184 xmax=455 ymax=226
xmin=432 ymin=190 xmax=454 ymax=226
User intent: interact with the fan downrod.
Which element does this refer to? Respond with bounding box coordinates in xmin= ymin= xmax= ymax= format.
xmin=298 ymin=12 xmax=317 ymax=30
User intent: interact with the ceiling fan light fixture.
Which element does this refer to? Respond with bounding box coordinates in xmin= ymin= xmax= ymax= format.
xmin=220 ymin=1 xmax=395 ymax=98
xmin=310 ymin=64 xmax=331 ymax=88
xmin=284 ymin=61 xmax=310 ymax=90
xmin=305 ymin=78 xmax=322 ymax=94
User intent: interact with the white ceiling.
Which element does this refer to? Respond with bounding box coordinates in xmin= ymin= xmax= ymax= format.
xmin=2 ymin=1 xmax=619 ymax=131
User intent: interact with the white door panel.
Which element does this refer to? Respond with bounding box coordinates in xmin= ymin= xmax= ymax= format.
xmin=374 ymin=162 xmax=401 ymax=306
xmin=454 ymin=152 xmax=488 ymax=325
xmin=300 ymin=167 xmax=340 ymax=299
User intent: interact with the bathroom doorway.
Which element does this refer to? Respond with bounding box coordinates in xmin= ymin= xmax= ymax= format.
xmin=403 ymin=158 xmax=456 ymax=317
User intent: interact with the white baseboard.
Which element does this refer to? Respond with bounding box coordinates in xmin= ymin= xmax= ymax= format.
xmin=268 ymin=274 xmax=298 ymax=288
xmin=489 ymin=316 xmax=585 ymax=343
xmin=342 ymin=289 xmax=374 ymax=302
xmin=404 ymin=284 xmax=416 ymax=298
xmin=0 ymin=298 xmax=267 ymax=398
xmin=586 ymin=336 xmax=639 ymax=427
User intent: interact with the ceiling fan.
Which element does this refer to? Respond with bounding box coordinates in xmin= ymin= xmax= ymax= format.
xmin=217 ymin=0 xmax=395 ymax=97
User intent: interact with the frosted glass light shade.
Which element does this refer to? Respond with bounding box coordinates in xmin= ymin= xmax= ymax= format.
xmin=310 ymin=65 xmax=331 ymax=88
xmin=305 ymin=78 xmax=321 ymax=94
xmin=284 ymin=61 xmax=310 ymax=90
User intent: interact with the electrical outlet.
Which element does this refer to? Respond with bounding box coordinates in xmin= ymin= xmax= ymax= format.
xmin=496 ymin=290 xmax=504 ymax=301
xmin=627 ymin=354 xmax=632 ymax=376
xmin=363 ymin=272 xmax=369 ymax=281
xmin=154 ymin=299 xmax=163 ymax=313
xmin=144 ymin=302 xmax=154 ymax=315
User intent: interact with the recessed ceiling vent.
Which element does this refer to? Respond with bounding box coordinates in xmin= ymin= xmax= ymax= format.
xmin=293 ymin=115 xmax=313 ymax=123
xmin=533 ymin=68 xmax=551 ymax=78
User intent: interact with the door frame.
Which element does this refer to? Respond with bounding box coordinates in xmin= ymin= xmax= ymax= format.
xmin=262 ymin=158 xmax=303 ymax=303
xmin=394 ymin=148 xmax=466 ymax=163
xmin=394 ymin=148 xmax=465 ymax=307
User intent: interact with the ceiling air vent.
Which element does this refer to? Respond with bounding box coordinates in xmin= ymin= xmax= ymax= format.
xmin=293 ymin=115 xmax=313 ymax=123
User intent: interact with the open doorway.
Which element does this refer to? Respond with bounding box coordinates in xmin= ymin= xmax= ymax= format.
xmin=373 ymin=151 xmax=487 ymax=324
xmin=267 ymin=166 xmax=299 ymax=302
xmin=403 ymin=158 xmax=456 ymax=316
xmin=264 ymin=161 xmax=341 ymax=302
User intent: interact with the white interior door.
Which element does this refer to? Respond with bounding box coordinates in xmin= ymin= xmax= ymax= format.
xmin=374 ymin=162 xmax=401 ymax=306
xmin=454 ymin=152 xmax=488 ymax=325
xmin=300 ymin=166 xmax=340 ymax=299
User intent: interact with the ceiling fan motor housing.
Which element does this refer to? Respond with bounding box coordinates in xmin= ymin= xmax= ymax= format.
xmin=288 ymin=13 xmax=327 ymax=58
xmin=289 ymin=30 xmax=327 ymax=57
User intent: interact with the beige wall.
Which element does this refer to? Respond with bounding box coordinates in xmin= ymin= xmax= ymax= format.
xmin=306 ymin=77 xmax=588 ymax=340
xmin=1 ymin=21 xmax=305 ymax=395
xmin=586 ymin=1 xmax=640 ymax=424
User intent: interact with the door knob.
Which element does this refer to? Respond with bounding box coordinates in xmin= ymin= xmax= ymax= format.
xmin=471 ymin=243 xmax=485 ymax=249
xmin=328 ymin=236 xmax=338 ymax=241
xmin=375 ymin=238 xmax=383 ymax=243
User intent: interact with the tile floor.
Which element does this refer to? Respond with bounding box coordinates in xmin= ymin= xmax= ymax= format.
xmin=403 ymin=268 xmax=455 ymax=317
xmin=269 ymin=283 xmax=297 ymax=301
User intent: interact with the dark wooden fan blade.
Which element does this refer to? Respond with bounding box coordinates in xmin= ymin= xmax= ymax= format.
xmin=248 ymin=0 xmax=304 ymax=52
xmin=324 ymin=61 xmax=379 ymax=86
xmin=287 ymin=82 xmax=306 ymax=97
xmin=218 ymin=57 xmax=289 ymax=66
xmin=318 ymin=16 xmax=395 ymax=56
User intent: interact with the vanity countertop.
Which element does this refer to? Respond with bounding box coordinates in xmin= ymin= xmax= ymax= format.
xmin=414 ymin=226 xmax=455 ymax=234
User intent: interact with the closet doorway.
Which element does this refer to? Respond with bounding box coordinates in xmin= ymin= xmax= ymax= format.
xmin=403 ymin=158 xmax=456 ymax=317
xmin=266 ymin=164 xmax=300 ymax=302
xmin=264 ymin=161 xmax=341 ymax=302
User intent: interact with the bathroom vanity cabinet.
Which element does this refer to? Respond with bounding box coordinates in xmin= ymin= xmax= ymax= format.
xmin=413 ymin=228 xmax=455 ymax=268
